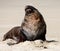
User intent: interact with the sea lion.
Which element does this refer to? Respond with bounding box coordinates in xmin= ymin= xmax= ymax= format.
xmin=3 ymin=5 xmax=46 ymax=45
xmin=3 ymin=26 xmax=27 ymax=44
xmin=21 ymin=5 xmax=46 ymax=41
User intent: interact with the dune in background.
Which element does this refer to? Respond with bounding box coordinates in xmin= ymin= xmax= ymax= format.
xmin=0 ymin=0 xmax=60 ymax=51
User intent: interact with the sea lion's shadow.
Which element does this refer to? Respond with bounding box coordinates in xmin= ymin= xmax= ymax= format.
xmin=46 ymin=40 xmax=58 ymax=43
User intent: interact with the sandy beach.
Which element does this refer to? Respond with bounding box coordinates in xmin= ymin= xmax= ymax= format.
xmin=0 ymin=0 xmax=60 ymax=51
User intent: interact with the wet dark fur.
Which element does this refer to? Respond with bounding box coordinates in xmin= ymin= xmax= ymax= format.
xmin=21 ymin=5 xmax=46 ymax=41
xmin=3 ymin=26 xmax=27 ymax=44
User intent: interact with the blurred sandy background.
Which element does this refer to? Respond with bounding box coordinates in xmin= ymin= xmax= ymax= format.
xmin=0 ymin=0 xmax=60 ymax=41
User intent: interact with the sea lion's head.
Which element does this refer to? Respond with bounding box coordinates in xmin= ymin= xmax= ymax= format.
xmin=25 ymin=5 xmax=38 ymax=15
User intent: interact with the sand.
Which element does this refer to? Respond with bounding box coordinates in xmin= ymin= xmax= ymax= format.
xmin=0 ymin=39 xmax=60 ymax=51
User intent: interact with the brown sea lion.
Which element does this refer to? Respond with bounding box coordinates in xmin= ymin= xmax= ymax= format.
xmin=21 ymin=5 xmax=46 ymax=41
xmin=3 ymin=26 xmax=27 ymax=44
